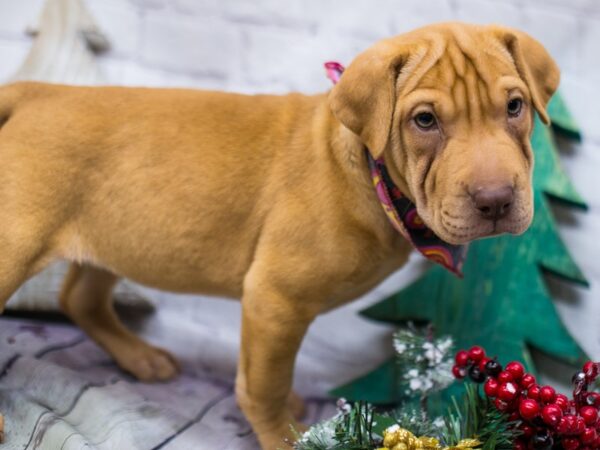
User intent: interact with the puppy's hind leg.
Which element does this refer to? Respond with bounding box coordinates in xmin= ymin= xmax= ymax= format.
xmin=0 ymin=234 xmax=55 ymax=312
xmin=59 ymin=263 xmax=179 ymax=381
xmin=0 ymin=232 xmax=59 ymax=443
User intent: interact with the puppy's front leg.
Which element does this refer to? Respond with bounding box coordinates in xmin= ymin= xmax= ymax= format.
xmin=236 ymin=279 xmax=315 ymax=449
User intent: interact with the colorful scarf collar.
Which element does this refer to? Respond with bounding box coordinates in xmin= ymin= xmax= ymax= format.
xmin=325 ymin=61 xmax=467 ymax=276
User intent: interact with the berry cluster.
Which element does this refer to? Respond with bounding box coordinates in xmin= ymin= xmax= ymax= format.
xmin=453 ymin=346 xmax=600 ymax=450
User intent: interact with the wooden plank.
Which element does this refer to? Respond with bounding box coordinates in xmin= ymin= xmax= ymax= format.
xmin=0 ymin=288 xmax=396 ymax=449
xmin=0 ymin=314 xmax=344 ymax=450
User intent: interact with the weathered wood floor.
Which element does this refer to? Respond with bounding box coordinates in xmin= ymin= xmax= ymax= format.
xmin=0 ymin=262 xmax=424 ymax=449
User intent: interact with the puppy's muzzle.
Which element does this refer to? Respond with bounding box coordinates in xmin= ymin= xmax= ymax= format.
xmin=471 ymin=186 xmax=514 ymax=221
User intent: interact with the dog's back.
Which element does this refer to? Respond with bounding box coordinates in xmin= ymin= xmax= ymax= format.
xmin=0 ymin=82 xmax=326 ymax=297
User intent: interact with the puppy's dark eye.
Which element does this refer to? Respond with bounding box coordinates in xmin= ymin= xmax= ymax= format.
xmin=507 ymin=98 xmax=523 ymax=117
xmin=414 ymin=112 xmax=437 ymax=130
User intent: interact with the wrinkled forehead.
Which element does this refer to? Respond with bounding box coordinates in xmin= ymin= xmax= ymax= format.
xmin=398 ymin=28 xmax=522 ymax=100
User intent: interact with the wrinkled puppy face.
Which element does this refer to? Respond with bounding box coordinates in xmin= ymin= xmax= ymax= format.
xmin=329 ymin=23 xmax=560 ymax=245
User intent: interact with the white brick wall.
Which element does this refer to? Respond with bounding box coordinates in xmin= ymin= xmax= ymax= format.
xmin=1 ymin=0 xmax=596 ymax=99
xmin=2 ymin=0 xmax=596 ymax=125
xmin=1 ymin=0 xmax=600 ymax=379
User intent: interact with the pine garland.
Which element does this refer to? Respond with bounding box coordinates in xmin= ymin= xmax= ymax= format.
xmin=292 ymin=401 xmax=378 ymax=450
xmin=294 ymin=328 xmax=520 ymax=450
xmin=293 ymin=389 xmax=518 ymax=450
xmin=442 ymin=385 xmax=520 ymax=450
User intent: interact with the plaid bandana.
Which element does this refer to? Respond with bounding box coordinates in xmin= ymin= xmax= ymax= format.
xmin=325 ymin=61 xmax=467 ymax=276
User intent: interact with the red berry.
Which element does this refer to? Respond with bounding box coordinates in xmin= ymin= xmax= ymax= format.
xmin=498 ymin=370 xmax=514 ymax=383
xmin=527 ymin=384 xmax=541 ymax=400
xmin=519 ymin=423 xmax=535 ymax=438
xmin=478 ymin=357 xmax=491 ymax=372
xmin=494 ymin=398 xmax=510 ymax=412
xmin=508 ymin=411 xmax=520 ymax=421
xmin=583 ymin=361 xmax=599 ymax=381
xmin=581 ymin=427 xmax=598 ymax=445
xmin=559 ymin=414 xmax=586 ymax=435
xmin=562 ymin=437 xmax=581 ymax=450
xmin=539 ymin=385 xmax=556 ymax=403
xmin=585 ymin=392 xmax=600 ymax=407
xmin=559 ymin=415 xmax=577 ymax=434
xmin=520 ymin=373 xmax=536 ymax=389
xmin=455 ymin=350 xmax=469 ymax=367
xmin=555 ymin=394 xmax=569 ymax=411
xmin=574 ymin=416 xmax=586 ymax=434
xmin=505 ymin=361 xmax=525 ymax=380
xmin=580 ymin=406 xmax=599 ymax=426
xmin=468 ymin=346 xmax=485 ymax=362
xmin=497 ymin=381 xmax=519 ymax=402
xmin=452 ymin=365 xmax=465 ymax=379
xmin=484 ymin=378 xmax=499 ymax=397
xmin=512 ymin=439 xmax=526 ymax=450
xmin=541 ymin=404 xmax=563 ymax=427
xmin=519 ymin=398 xmax=540 ymax=420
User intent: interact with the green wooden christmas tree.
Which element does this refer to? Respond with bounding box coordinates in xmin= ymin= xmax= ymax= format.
xmin=332 ymin=93 xmax=589 ymax=405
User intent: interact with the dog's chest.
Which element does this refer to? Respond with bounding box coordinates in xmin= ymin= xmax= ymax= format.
xmin=322 ymin=235 xmax=412 ymax=309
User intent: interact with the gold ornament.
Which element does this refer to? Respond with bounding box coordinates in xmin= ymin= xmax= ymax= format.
xmin=392 ymin=444 xmax=408 ymax=450
xmin=381 ymin=426 xmax=441 ymax=450
xmin=380 ymin=426 xmax=481 ymax=450
xmin=420 ymin=437 xmax=443 ymax=448
xmin=442 ymin=438 xmax=482 ymax=450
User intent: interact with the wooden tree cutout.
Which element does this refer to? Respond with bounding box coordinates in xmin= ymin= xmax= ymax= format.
xmin=13 ymin=0 xmax=109 ymax=84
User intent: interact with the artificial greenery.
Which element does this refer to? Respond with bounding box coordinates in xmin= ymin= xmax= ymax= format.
xmin=291 ymin=401 xmax=380 ymax=450
xmin=293 ymin=386 xmax=518 ymax=450
xmin=443 ymin=385 xmax=519 ymax=450
xmin=295 ymin=329 xmax=519 ymax=450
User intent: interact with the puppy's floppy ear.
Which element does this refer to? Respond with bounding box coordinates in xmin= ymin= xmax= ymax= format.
xmin=328 ymin=40 xmax=410 ymax=158
xmin=494 ymin=27 xmax=560 ymax=125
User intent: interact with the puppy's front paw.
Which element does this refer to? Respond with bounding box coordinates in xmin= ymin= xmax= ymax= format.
xmin=257 ymin=419 xmax=306 ymax=450
xmin=115 ymin=343 xmax=180 ymax=382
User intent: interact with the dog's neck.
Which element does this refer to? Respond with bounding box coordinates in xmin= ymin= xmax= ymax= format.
xmin=316 ymin=101 xmax=410 ymax=251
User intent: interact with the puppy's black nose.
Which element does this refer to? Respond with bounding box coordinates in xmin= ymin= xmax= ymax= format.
xmin=472 ymin=186 xmax=514 ymax=221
